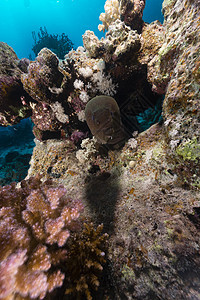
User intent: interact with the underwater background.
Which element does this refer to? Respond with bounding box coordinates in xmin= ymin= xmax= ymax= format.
xmin=0 ymin=0 xmax=200 ymax=298
xmin=0 ymin=0 xmax=164 ymax=185
xmin=0 ymin=0 xmax=164 ymax=59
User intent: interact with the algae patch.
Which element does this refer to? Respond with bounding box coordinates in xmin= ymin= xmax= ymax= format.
xmin=176 ymin=138 xmax=200 ymax=162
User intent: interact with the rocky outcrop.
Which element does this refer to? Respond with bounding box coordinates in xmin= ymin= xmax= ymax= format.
xmin=0 ymin=42 xmax=32 ymax=126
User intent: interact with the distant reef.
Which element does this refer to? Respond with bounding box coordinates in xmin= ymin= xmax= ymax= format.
xmin=0 ymin=0 xmax=200 ymax=299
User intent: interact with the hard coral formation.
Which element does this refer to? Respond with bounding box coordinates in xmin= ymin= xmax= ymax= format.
xmin=138 ymin=20 xmax=166 ymax=94
xmin=160 ymin=0 xmax=200 ymax=186
xmin=0 ymin=42 xmax=32 ymax=126
xmin=98 ymin=0 xmax=120 ymax=32
xmin=103 ymin=19 xmax=141 ymax=62
xmin=21 ymin=48 xmax=68 ymax=105
xmin=14 ymin=7 xmax=157 ymax=143
xmin=119 ymin=0 xmax=146 ymax=32
xmin=0 ymin=175 xmax=83 ymax=299
xmin=21 ymin=48 xmax=72 ymax=139
xmin=98 ymin=0 xmax=146 ymax=33
xmin=65 ymin=223 xmax=108 ymax=300
xmin=84 ymin=20 xmax=141 ymax=62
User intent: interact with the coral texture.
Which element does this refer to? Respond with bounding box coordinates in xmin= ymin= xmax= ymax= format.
xmin=21 ymin=48 xmax=68 ymax=105
xmin=119 ymin=0 xmax=146 ymax=32
xmin=98 ymin=0 xmax=120 ymax=32
xmin=0 ymin=1 xmax=200 ymax=297
xmin=84 ymin=20 xmax=141 ymax=62
xmin=27 ymin=121 xmax=200 ymax=300
xmin=0 ymin=42 xmax=32 ymax=126
xmin=160 ymin=0 xmax=200 ymax=187
xmin=0 ymin=176 xmax=83 ymax=299
xmin=0 ymin=10 xmax=158 ymax=143
xmin=21 ymin=48 xmax=73 ymax=139
xmin=98 ymin=0 xmax=146 ymax=32
xmin=65 ymin=223 xmax=108 ymax=300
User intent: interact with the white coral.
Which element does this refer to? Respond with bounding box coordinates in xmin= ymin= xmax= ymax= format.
xmin=96 ymin=59 xmax=106 ymax=71
xmin=78 ymin=66 xmax=93 ymax=78
xmin=50 ymin=101 xmax=69 ymax=123
xmin=73 ymin=79 xmax=84 ymax=90
xmin=79 ymin=91 xmax=90 ymax=103
xmin=76 ymin=137 xmax=98 ymax=164
xmin=127 ymin=138 xmax=138 ymax=151
xmin=77 ymin=110 xmax=86 ymax=122
xmin=98 ymin=0 xmax=120 ymax=32
xmin=170 ymin=139 xmax=180 ymax=150
xmin=92 ymin=71 xmax=117 ymax=96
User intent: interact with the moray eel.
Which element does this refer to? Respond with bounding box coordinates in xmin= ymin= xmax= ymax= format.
xmin=85 ymin=95 xmax=127 ymax=147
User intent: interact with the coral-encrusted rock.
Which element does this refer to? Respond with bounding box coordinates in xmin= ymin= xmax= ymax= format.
xmin=98 ymin=0 xmax=145 ymax=33
xmin=137 ymin=0 xmax=200 ymax=187
xmin=119 ymin=0 xmax=146 ymax=32
xmin=139 ymin=21 xmax=166 ymax=94
xmin=31 ymin=102 xmax=63 ymax=132
xmin=160 ymin=0 xmax=200 ymax=187
xmin=82 ymin=31 xmax=103 ymax=58
xmin=0 ymin=42 xmax=32 ymax=126
xmin=0 ymin=42 xmax=19 ymax=76
xmin=26 ymin=121 xmax=200 ymax=299
xmin=21 ymin=48 xmax=69 ymax=104
xmin=21 ymin=48 xmax=73 ymax=140
xmin=104 ymin=20 xmax=141 ymax=62
xmin=83 ymin=20 xmax=141 ymax=63
xmin=98 ymin=0 xmax=120 ymax=32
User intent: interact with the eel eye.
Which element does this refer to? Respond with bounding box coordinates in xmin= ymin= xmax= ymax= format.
xmin=92 ymin=115 xmax=95 ymax=121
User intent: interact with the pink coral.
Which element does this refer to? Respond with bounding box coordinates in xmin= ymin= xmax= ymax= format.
xmin=0 ymin=176 xmax=83 ymax=299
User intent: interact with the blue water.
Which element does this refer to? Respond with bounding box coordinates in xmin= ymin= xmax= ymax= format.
xmin=0 ymin=118 xmax=35 ymax=185
xmin=0 ymin=0 xmax=163 ymax=59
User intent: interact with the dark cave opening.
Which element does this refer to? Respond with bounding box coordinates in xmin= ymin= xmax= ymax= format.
xmin=115 ymin=69 xmax=165 ymax=137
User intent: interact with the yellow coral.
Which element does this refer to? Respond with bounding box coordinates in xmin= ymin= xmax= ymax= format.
xmin=65 ymin=223 xmax=108 ymax=300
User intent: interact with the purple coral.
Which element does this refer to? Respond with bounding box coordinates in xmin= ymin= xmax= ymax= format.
xmin=0 ymin=176 xmax=83 ymax=299
xmin=70 ymin=130 xmax=88 ymax=145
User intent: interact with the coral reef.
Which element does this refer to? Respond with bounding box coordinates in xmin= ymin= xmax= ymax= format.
xmin=0 ymin=0 xmax=200 ymax=298
xmin=32 ymin=26 xmax=74 ymax=59
xmin=21 ymin=48 xmax=73 ymax=140
xmin=21 ymin=48 xmax=69 ymax=105
xmin=107 ymin=124 xmax=200 ymax=299
xmin=65 ymin=223 xmax=108 ymax=300
xmin=119 ymin=0 xmax=146 ymax=32
xmin=26 ymin=120 xmax=200 ymax=300
xmin=98 ymin=0 xmax=120 ymax=32
xmin=98 ymin=0 xmax=146 ymax=32
xmin=2 ymin=11 xmax=159 ymax=144
xmin=138 ymin=20 xmax=166 ymax=94
xmin=0 ymin=175 xmax=83 ymax=299
xmin=84 ymin=19 xmax=141 ymax=63
xmin=0 ymin=42 xmax=32 ymax=126
xmin=160 ymin=0 xmax=200 ymax=187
